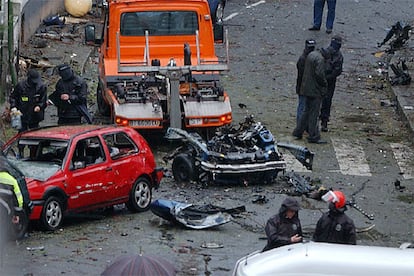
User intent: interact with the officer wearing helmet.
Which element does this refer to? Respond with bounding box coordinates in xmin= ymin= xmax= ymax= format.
xmin=49 ymin=64 xmax=91 ymax=125
xmin=313 ymin=190 xmax=356 ymax=245
xmin=9 ymin=69 xmax=47 ymax=131
xmin=263 ymin=197 xmax=303 ymax=251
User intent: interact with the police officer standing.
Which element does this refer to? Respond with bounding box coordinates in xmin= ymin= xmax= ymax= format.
xmin=263 ymin=197 xmax=303 ymax=251
xmin=9 ymin=69 xmax=47 ymax=131
xmin=296 ymin=39 xmax=316 ymax=126
xmin=320 ymin=35 xmax=343 ymax=132
xmin=49 ymin=64 xmax=92 ymax=125
xmin=292 ymin=47 xmax=329 ymax=144
xmin=313 ymin=190 xmax=356 ymax=245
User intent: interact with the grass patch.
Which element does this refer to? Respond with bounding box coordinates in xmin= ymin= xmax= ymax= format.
xmin=397 ymin=193 xmax=414 ymax=204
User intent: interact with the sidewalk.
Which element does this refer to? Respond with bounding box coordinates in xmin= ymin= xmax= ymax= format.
xmin=388 ymin=42 xmax=414 ymax=139
xmin=393 ymin=79 xmax=414 ymax=139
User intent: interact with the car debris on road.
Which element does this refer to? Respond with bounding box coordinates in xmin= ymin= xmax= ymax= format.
xmin=150 ymin=198 xmax=245 ymax=230
xmin=164 ymin=111 xmax=314 ymax=186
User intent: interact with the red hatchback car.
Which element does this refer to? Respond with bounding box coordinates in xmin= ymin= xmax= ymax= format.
xmin=2 ymin=125 xmax=163 ymax=231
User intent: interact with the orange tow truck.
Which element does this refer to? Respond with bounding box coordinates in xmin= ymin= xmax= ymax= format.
xmin=85 ymin=0 xmax=232 ymax=134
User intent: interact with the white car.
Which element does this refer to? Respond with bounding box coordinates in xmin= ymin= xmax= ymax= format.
xmin=233 ymin=242 xmax=414 ymax=276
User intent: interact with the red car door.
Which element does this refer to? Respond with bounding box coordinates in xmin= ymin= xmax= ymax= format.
xmin=64 ymin=136 xmax=113 ymax=210
xmin=102 ymin=131 xmax=143 ymax=201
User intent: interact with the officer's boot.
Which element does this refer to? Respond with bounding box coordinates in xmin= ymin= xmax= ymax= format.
xmin=321 ymin=120 xmax=328 ymax=132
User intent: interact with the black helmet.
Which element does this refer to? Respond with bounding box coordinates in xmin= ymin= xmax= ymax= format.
xmin=330 ymin=35 xmax=342 ymax=50
xmin=27 ymin=69 xmax=41 ymax=85
xmin=305 ymin=39 xmax=316 ymax=51
xmin=58 ymin=64 xmax=74 ymax=81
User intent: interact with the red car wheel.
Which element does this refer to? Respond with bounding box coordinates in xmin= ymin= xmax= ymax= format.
xmin=126 ymin=177 xmax=152 ymax=212
xmin=41 ymin=196 xmax=64 ymax=231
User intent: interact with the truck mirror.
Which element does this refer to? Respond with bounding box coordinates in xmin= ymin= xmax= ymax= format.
xmin=184 ymin=43 xmax=192 ymax=65
xmin=85 ymin=24 xmax=97 ymax=45
xmin=214 ymin=23 xmax=224 ymax=43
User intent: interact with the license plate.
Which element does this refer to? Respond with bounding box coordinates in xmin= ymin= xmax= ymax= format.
xmin=189 ymin=118 xmax=202 ymax=125
xmin=130 ymin=120 xmax=160 ymax=127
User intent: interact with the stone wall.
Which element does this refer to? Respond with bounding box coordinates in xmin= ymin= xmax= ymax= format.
xmin=20 ymin=0 xmax=65 ymax=44
xmin=0 ymin=0 xmax=64 ymax=104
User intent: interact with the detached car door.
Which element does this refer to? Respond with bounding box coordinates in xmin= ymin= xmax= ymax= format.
xmin=64 ymin=136 xmax=113 ymax=210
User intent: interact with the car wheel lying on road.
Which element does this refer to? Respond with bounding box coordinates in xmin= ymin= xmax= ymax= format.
xmin=41 ymin=196 xmax=64 ymax=231
xmin=126 ymin=177 xmax=152 ymax=212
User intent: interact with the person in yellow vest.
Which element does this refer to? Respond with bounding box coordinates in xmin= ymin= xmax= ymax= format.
xmin=0 ymin=152 xmax=32 ymax=232
xmin=0 ymin=171 xmax=24 ymax=224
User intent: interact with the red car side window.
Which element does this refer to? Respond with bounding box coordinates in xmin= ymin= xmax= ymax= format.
xmin=71 ymin=136 xmax=106 ymax=169
xmin=103 ymin=131 xmax=138 ymax=160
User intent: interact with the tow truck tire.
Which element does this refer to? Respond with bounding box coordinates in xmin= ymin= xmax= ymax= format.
xmin=126 ymin=177 xmax=152 ymax=212
xmin=97 ymin=83 xmax=110 ymax=116
xmin=172 ymin=153 xmax=196 ymax=183
xmin=40 ymin=196 xmax=64 ymax=231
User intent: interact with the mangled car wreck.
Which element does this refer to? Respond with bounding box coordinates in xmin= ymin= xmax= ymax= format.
xmin=164 ymin=114 xmax=314 ymax=185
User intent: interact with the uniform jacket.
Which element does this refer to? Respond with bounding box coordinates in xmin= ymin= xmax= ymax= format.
xmin=263 ymin=202 xmax=302 ymax=251
xmin=0 ymin=155 xmax=32 ymax=213
xmin=313 ymin=206 xmax=356 ymax=245
xmin=325 ymin=46 xmax=343 ymax=83
xmin=300 ymin=49 xmax=328 ymax=99
xmin=10 ymin=80 xmax=47 ymax=124
xmin=296 ymin=48 xmax=314 ymax=95
xmin=49 ymin=75 xmax=88 ymax=119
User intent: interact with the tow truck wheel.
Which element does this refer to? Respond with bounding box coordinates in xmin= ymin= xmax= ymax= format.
xmin=172 ymin=153 xmax=196 ymax=183
xmin=97 ymin=83 xmax=110 ymax=116
xmin=126 ymin=177 xmax=152 ymax=212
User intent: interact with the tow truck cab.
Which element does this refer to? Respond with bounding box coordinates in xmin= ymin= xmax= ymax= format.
xmin=85 ymin=0 xmax=232 ymax=133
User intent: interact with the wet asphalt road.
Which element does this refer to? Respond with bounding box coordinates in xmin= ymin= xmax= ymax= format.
xmin=2 ymin=0 xmax=414 ymax=275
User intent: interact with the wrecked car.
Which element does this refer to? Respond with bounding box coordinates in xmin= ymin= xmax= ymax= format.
xmin=164 ymin=113 xmax=314 ymax=185
xmin=1 ymin=125 xmax=163 ymax=231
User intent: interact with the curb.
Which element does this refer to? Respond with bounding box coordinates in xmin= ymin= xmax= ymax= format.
xmin=392 ymin=84 xmax=414 ymax=139
xmin=388 ymin=44 xmax=414 ymax=140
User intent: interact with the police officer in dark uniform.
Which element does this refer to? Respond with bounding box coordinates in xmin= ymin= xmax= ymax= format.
xmin=9 ymin=69 xmax=47 ymax=131
xmin=313 ymin=190 xmax=356 ymax=245
xmin=263 ymin=197 xmax=303 ymax=251
xmin=49 ymin=64 xmax=92 ymax=125
xmin=320 ymin=35 xmax=343 ymax=132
